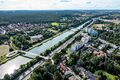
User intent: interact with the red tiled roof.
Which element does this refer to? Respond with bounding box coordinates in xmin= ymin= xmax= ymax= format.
xmin=93 ymin=51 xmax=106 ymax=57
xmin=59 ymin=63 xmax=69 ymax=73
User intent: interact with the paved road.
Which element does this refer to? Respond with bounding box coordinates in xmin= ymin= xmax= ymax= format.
xmin=15 ymin=19 xmax=95 ymax=80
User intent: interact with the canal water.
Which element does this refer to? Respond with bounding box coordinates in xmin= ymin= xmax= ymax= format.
xmin=0 ymin=56 xmax=31 ymax=79
xmin=0 ymin=21 xmax=89 ymax=79
xmin=28 ymin=24 xmax=85 ymax=55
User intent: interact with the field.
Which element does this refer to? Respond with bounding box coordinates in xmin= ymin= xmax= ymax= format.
xmin=102 ymin=19 xmax=120 ymax=24
xmin=0 ymin=45 xmax=9 ymax=63
xmin=92 ymin=24 xmax=106 ymax=30
xmin=0 ymin=45 xmax=9 ymax=57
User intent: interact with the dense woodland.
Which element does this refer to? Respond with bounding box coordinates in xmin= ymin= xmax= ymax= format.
xmin=0 ymin=11 xmax=84 ymax=24
xmin=0 ymin=10 xmax=118 ymax=24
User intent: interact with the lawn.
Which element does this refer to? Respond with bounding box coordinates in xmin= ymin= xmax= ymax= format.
xmin=48 ymin=28 xmax=58 ymax=33
xmin=0 ymin=45 xmax=9 ymax=57
xmin=51 ymin=22 xmax=59 ymax=27
xmin=95 ymin=70 xmax=119 ymax=80
xmin=0 ymin=45 xmax=9 ymax=63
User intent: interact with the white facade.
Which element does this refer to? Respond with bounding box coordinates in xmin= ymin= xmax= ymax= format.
xmin=71 ymin=43 xmax=84 ymax=52
xmin=81 ymin=35 xmax=91 ymax=44
xmin=31 ymin=34 xmax=43 ymax=42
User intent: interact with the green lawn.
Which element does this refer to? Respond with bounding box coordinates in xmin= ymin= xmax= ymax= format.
xmin=95 ymin=70 xmax=119 ymax=80
xmin=10 ymin=37 xmax=19 ymax=50
xmin=48 ymin=28 xmax=58 ymax=33
xmin=51 ymin=22 xmax=59 ymax=27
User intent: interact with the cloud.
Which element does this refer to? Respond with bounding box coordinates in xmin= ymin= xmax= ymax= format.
xmin=0 ymin=0 xmax=5 ymax=3
xmin=60 ymin=0 xmax=72 ymax=2
xmin=86 ymin=1 xmax=92 ymax=4
xmin=0 ymin=1 xmax=4 ymax=3
xmin=0 ymin=0 xmax=120 ymax=10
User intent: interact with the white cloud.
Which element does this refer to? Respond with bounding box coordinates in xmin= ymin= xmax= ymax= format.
xmin=60 ymin=0 xmax=72 ymax=2
xmin=0 ymin=0 xmax=120 ymax=10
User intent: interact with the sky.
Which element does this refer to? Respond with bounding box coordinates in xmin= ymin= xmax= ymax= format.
xmin=0 ymin=0 xmax=120 ymax=10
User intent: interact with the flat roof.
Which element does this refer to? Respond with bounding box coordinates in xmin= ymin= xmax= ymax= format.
xmin=31 ymin=34 xmax=43 ymax=39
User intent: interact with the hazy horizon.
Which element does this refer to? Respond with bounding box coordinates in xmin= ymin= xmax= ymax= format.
xmin=0 ymin=0 xmax=120 ymax=10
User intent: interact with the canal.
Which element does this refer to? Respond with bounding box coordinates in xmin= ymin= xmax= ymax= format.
xmin=0 ymin=20 xmax=90 ymax=79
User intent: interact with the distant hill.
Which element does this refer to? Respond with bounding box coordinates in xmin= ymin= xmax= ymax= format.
xmin=0 ymin=10 xmax=82 ymax=23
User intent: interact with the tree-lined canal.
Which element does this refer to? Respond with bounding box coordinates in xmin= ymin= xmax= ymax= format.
xmin=0 ymin=20 xmax=91 ymax=79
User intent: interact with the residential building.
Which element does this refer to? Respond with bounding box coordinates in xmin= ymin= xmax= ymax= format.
xmin=81 ymin=35 xmax=91 ymax=44
xmin=58 ymin=63 xmax=70 ymax=74
xmin=0 ymin=29 xmax=6 ymax=35
xmin=93 ymin=51 xmax=106 ymax=57
xmin=71 ymin=43 xmax=84 ymax=52
xmin=85 ymin=28 xmax=98 ymax=37
xmin=31 ymin=34 xmax=43 ymax=42
xmin=58 ymin=63 xmax=81 ymax=80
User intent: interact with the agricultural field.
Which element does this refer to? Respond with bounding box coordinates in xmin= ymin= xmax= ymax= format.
xmin=102 ymin=19 xmax=120 ymax=24
xmin=92 ymin=24 xmax=106 ymax=30
xmin=0 ymin=45 xmax=9 ymax=63
xmin=0 ymin=45 xmax=9 ymax=57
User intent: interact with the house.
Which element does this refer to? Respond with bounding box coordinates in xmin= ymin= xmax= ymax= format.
xmin=98 ymin=44 xmax=106 ymax=50
xmin=58 ymin=63 xmax=80 ymax=80
xmin=77 ymin=66 xmax=96 ymax=80
xmin=0 ymin=29 xmax=6 ymax=35
xmin=58 ymin=63 xmax=70 ymax=74
xmin=93 ymin=51 xmax=106 ymax=57
xmin=107 ymin=48 xmax=115 ymax=54
xmin=64 ymin=71 xmax=76 ymax=80
xmin=0 ymin=45 xmax=9 ymax=61
xmin=31 ymin=34 xmax=43 ymax=42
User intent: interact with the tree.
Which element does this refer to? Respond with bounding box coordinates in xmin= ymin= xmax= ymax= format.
xmin=61 ymin=49 xmax=67 ymax=54
xmin=29 ymin=73 xmax=43 ymax=80
xmin=52 ymin=52 xmax=63 ymax=64
xmin=43 ymin=72 xmax=54 ymax=80
xmin=66 ymin=58 xmax=75 ymax=66
xmin=66 ymin=54 xmax=79 ymax=66
xmin=77 ymin=59 xmax=85 ymax=67
xmin=4 ymin=74 xmax=11 ymax=80
xmin=44 ymin=49 xmax=51 ymax=56
xmin=54 ymin=71 xmax=63 ymax=80
xmin=0 ymin=40 xmax=3 ymax=45
xmin=97 ymin=71 xmax=107 ymax=80
xmin=106 ymin=61 xmax=114 ymax=73
xmin=46 ymin=64 xmax=57 ymax=74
